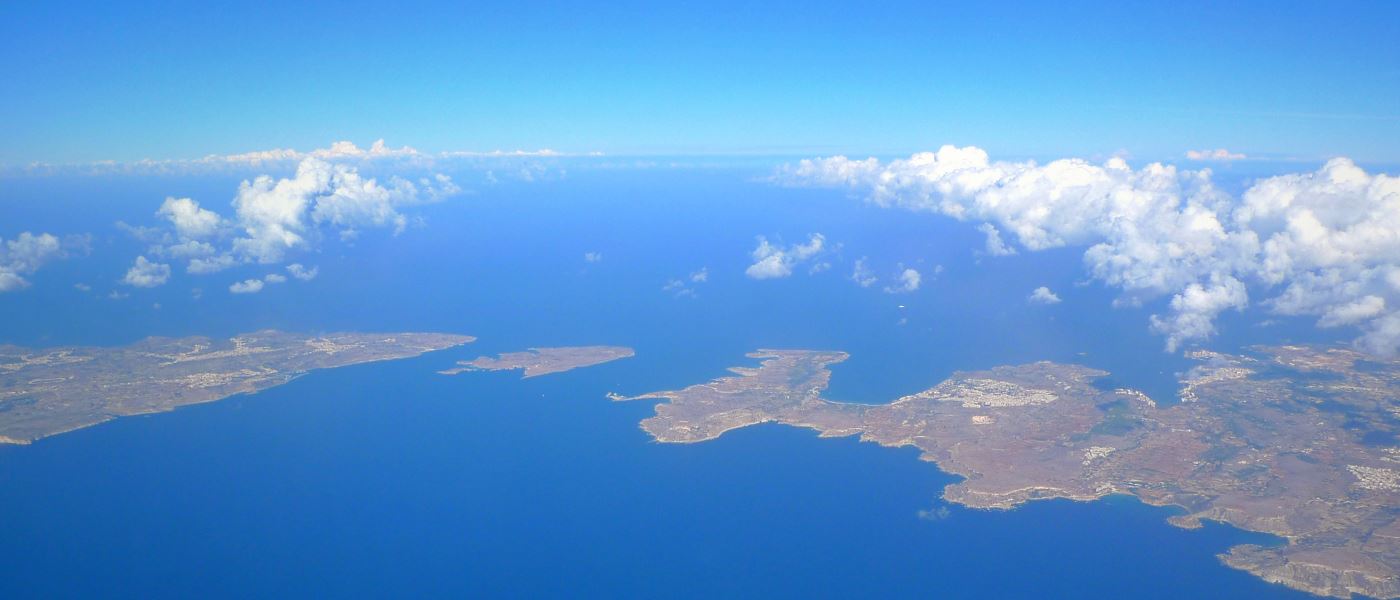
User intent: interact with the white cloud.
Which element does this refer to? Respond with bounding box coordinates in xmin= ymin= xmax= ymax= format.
xmin=661 ymin=279 xmax=691 ymax=297
xmin=663 ymin=267 xmax=709 ymax=297
xmin=232 ymin=157 xmax=459 ymax=262
xmin=158 ymin=197 xmax=223 ymax=239
xmin=0 ymin=272 xmax=24 ymax=293
xmin=745 ymin=233 xmax=825 ymax=279
xmin=264 ymin=273 xmax=287 ymax=284
xmin=779 ymin=146 xmax=1400 ymax=354
xmin=1028 ymin=286 xmax=1062 ymax=305
xmin=308 ymin=139 xmax=421 ymax=161
xmin=1148 ymin=275 xmax=1248 ymax=351
xmin=164 ymin=240 xmax=218 ymax=259
xmin=884 ymin=268 xmax=921 ymax=294
xmin=131 ymin=156 xmax=458 ymax=275
xmin=439 ymin=148 xmax=564 ymax=158
xmin=1186 ymin=148 xmax=1247 ymax=161
xmin=229 ymin=279 xmax=264 ymax=294
xmin=0 ymin=232 xmax=63 ymax=292
xmin=851 ymin=258 xmax=877 ymax=287
xmin=12 ymin=140 xmax=596 ymax=177
xmin=122 ymin=256 xmax=171 ymax=288
xmin=286 ymin=263 xmax=318 ymax=281
xmin=1317 ymin=295 xmax=1385 ymax=328
xmin=188 ymin=254 xmax=238 ymax=274
xmin=584 ymin=251 xmax=603 ymax=263
xmin=979 ymin=223 xmax=1017 ymax=256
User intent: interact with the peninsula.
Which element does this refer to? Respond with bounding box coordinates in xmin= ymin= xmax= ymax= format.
xmin=439 ymin=345 xmax=634 ymax=377
xmin=0 ymin=330 xmax=472 ymax=445
xmin=614 ymin=346 xmax=1400 ymax=599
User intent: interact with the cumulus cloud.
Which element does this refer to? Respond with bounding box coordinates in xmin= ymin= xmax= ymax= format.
xmin=229 ymin=279 xmax=264 ymax=294
xmin=130 ymin=156 xmax=458 ymax=277
xmin=264 ymin=273 xmax=287 ymax=284
xmin=884 ymin=268 xmax=921 ymax=294
xmin=1028 ymin=286 xmax=1062 ymax=305
xmin=286 ymin=263 xmax=318 ymax=281
xmin=1186 ymin=148 xmax=1247 ymax=161
xmin=1148 ymin=275 xmax=1248 ymax=351
xmin=233 ymin=157 xmax=438 ymax=261
xmin=0 ymin=232 xmax=64 ymax=292
xmin=745 ymin=233 xmax=826 ymax=280
xmin=308 ymin=139 xmax=421 ymax=161
xmin=122 ymin=256 xmax=171 ymax=288
xmin=779 ymin=146 xmax=1400 ymax=354
xmin=158 ymin=197 xmax=223 ymax=239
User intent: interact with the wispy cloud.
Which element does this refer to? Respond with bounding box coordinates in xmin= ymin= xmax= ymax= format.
xmin=851 ymin=258 xmax=877 ymax=288
xmin=286 ymin=263 xmax=318 ymax=281
xmin=10 ymin=139 xmax=599 ymax=177
xmin=745 ymin=234 xmax=826 ymax=280
xmin=883 ymin=268 xmax=921 ymax=294
xmin=229 ymin=279 xmax=264 ymax=294
xmin=1185 ymin=148 xmax=1247 ymax=161
xmin=663 ymin=267 xmax=709 ymax=297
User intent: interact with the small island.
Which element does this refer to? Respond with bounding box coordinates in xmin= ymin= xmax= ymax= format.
xmin=0 ymin=330 xmax=473 ymax=445
xmin=614 ymin=346 xmax=1400 ymax=599
xmin=439 ymin=346 xmax=634 ymax=378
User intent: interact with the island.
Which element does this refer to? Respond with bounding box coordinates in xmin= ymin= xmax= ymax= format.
xmin=613 ymin=346 xmax=1400 ymax=599
xmin=438 ymin=346 xmax=634 ymax=378
xmin=0 ymin=330 xmax=472 ymax=445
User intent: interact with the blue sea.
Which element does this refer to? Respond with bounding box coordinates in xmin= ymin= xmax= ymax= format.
xmin=0 ymin=164 xmax=1333 ymax=598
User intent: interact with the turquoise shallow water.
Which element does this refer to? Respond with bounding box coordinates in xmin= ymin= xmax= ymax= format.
xmin=0 ymin=168 xmax=1335 ymax=598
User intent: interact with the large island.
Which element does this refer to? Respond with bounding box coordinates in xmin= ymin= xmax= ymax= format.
xmin=614 ymin=346 xmax=1400 ymax=599
xmin=0 ymin=330 xmax=472 ymax=445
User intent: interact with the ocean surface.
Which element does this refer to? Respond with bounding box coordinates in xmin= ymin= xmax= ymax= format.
xmin=0 ymin=165 xmax=1335 ymax=597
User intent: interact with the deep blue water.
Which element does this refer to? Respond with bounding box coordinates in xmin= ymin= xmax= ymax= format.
xmin=0 ymin=166 xmax=1331 ymax=597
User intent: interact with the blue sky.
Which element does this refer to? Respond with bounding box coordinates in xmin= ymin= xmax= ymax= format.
xmin=3 ymin=0 xmax=1398 ymax=163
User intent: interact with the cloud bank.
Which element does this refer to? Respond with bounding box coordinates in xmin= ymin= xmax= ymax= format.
xmin=779 ymin=145 xmax=1400 ymax=354
xmin=12 ymin=139 xmax=586 ymax=177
